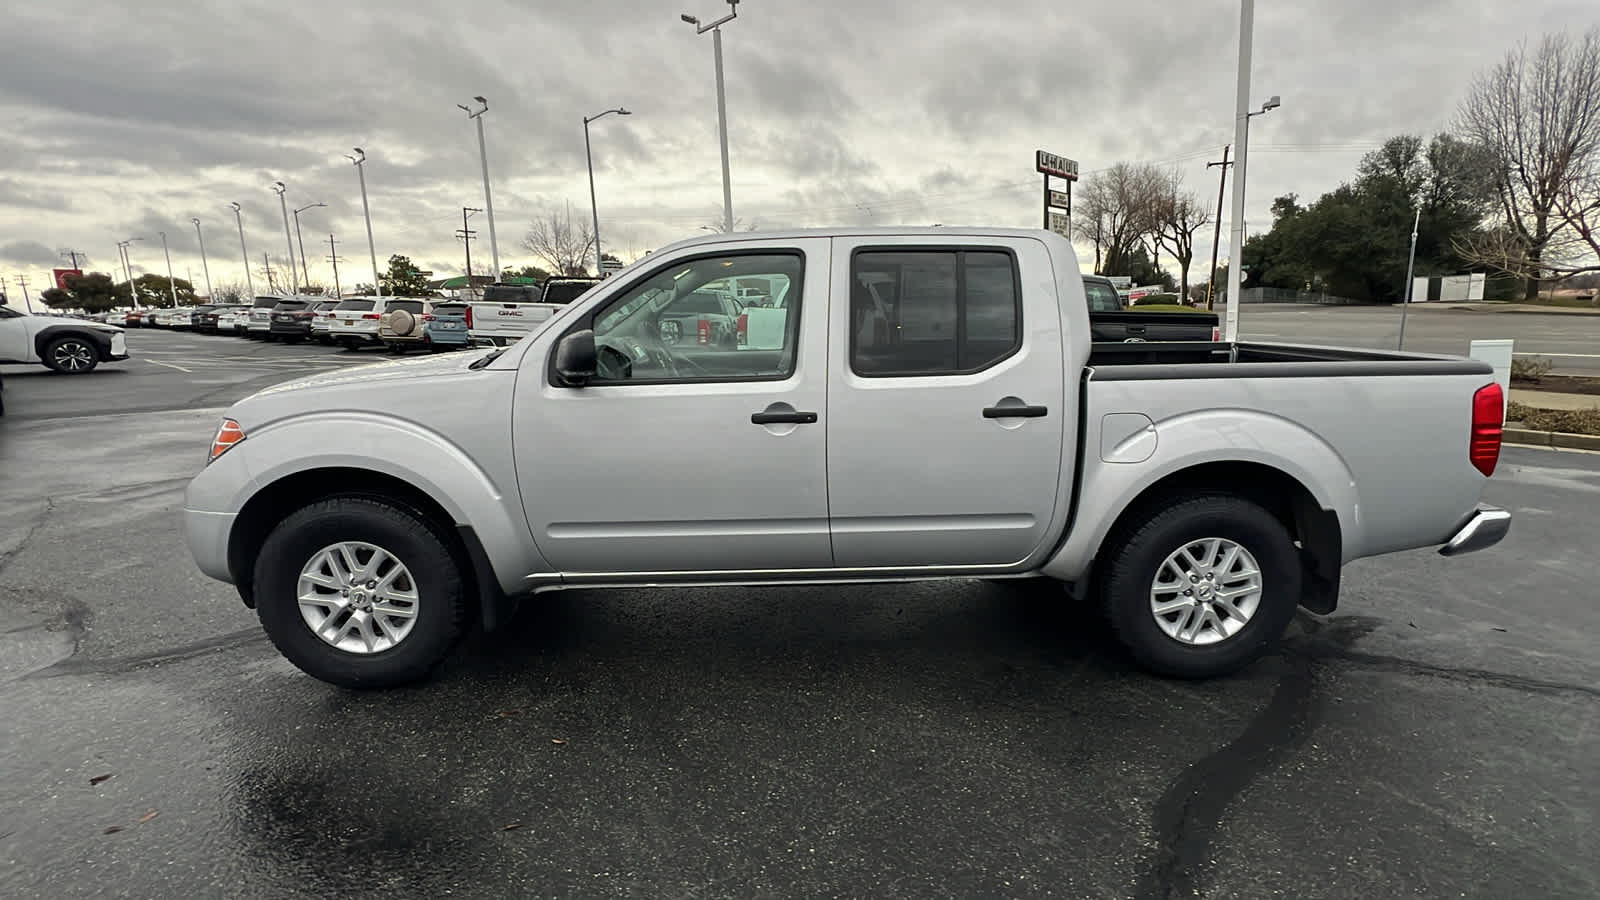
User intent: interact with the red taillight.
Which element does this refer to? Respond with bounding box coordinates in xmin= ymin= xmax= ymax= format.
xmin=1470 ymin=382 xmax=1504 ymax=477
xmin=362 ymin=313 xmax=380 ymax=320
xmin=422 ymin=313 xmax=435 ymax=321
xmin=1212 ymin=326 xmax=1221 ymax=342
xmin=465 ymin=306 xmax=474 ymax=328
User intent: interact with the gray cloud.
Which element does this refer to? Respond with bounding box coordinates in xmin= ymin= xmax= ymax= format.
xmin=0 ymin=240 xmax=60 ymax=267
xmin=3 ymin=0 xmax=1598 ymax=294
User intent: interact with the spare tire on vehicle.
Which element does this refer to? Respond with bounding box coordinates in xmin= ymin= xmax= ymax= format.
xmin=389 ymin=309 xmax=416 ymax=336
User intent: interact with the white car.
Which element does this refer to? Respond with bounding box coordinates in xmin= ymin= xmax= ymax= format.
xmin=216 ymin=308 xmax=241 ymax=333
xmin=0 ymin=300 xmax=130 ymax=373
xmin=308 ymin=299 xmax=342 ymax=344
xmin=245 ymin=295 xmax=285 ymax=339
xmin=326 ymin=297 xmax=384 ymax=349
xmin=157 ymin=307 xmax=196 ymax=329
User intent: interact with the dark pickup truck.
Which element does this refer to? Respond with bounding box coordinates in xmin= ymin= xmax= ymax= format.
xmin=1084 ymin=274 xmax=1218 ymax=342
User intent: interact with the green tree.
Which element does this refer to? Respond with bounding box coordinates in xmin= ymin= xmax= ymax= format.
xmin=122 ymin=274 xmax=196 ymax=308
xmin=40 ymin=271 xmax=121 ymax=312
xmin=379 ymin=254 xmax=432 ymax=297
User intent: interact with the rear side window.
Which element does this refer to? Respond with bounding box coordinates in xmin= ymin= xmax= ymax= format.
xmin=849 ymin=248 xmax=1022 ymax=376
xmin=335 ymin=299 xmax=377 ymax=312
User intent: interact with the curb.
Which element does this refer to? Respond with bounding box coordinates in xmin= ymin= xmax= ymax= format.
xmin=1428 ymin=305 xmax=1600 ymax=317
xmin=1503 ymin=426 xmax=1600 ymax=451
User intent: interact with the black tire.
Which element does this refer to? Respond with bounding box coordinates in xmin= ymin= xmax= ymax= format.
xmin=341 ymin=338 xmax=359 ymax=351
xmin=282 ymin=335 xmax=303 ymax=345
xmin=43 ymin=335 xmax=100 ymax=374
xmin=252 ymin=496 xmax=469 ymax=688
xmin=1099 ymin=493 xmax=1301 ymax=679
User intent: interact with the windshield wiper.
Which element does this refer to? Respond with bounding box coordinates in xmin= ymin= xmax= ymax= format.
xmin=468 ymin=347 xmax=509 ymax=370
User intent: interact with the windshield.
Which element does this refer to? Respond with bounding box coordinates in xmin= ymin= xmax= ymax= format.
xmin=433 ymin=303 xmax=467 ymax=316
xmin=334 ymin=299 xmax=377 ymax=311
xmin=252 ymin=296 xmax=282 ymax=308
xmin=385 ymin=300 xmax=425 ymax=314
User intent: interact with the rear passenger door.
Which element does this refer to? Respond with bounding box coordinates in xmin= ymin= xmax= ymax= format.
xmin=825 ymin=236 xmax=1068 ymax=569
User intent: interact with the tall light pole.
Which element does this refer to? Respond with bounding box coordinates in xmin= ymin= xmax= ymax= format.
xmin=230 ymin=202 xmax=255 ymax=297
xmin=118 ymin=237 xmax=144 ymax=308
xmin=1398 ymin=207 xmax=1422 ymax=350
xmin=584 ymin=107 xmax=632 ymax=276
xmin=346 ymin=148 xmax=383 ymax=296
xmin=271 ymin=181 xmax=298 ymax=294
xmin=1222 ymin=3 xmax=1279 ymax=348
xmin=457 ymin=97 xmax=500 ymax=276
xmin=293 ymin=202 xmax=326 ymax=288
xmin=158 ymin=231 xmax=180 ymax=307
xmin=681 ymin=1 xmax=739 ymax=233
xmin=191 ymin=218 xmax=213 ymax=300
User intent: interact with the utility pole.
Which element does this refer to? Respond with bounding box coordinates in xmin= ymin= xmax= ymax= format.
xmin=15 ymin=275 xmax=32 ymax=313
xmin=263 ymin=252 xmax=275 ymax=293
xmin=60 ymin=249 xmax=86 ymax=271
xmin=456 ymin=207 xmax=481 ymax=298
xmin=1204 ymin=145 xmax=1232 ymax=311
xmin=326 ymin=234 xmax=344 ymax=301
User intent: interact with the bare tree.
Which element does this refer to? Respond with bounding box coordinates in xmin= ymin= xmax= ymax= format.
xmin=1455 ymin=27 xmax=1600 ymax=297
xmin=521 ymin=208 xmax=596 ymax=276
xmin=1552 ymin=167 xmax=1600 ymax=285
xmin=1071 ymin=162 xmax=1165 ymax=276
xmin=1152 ymin=172 xmax=1212 ymax=300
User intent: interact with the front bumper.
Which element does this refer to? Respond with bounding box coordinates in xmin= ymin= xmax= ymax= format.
xmin=1438 ymin=504 xmax=1512 ymax=557
xmin=270 ymin=322 xmax=312 ymax=337
xmin=103 ymin=332 xmax=129 ymax=360
xmin=184 ymin=508 xmax=238 ymax=583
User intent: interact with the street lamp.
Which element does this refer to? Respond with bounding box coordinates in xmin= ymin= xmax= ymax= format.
xmin=271 ymin=181 xmax=298 ymax=294
xmin=346 ymin=148 xmax=383 ymax=297
xmin=584 ymin=107 xmax=632 ymax=276
xmin=158 ymin=231 xmax=180 ymax=307
xmin=1398 ymin=207 xmax=1422 ymax=350
xmin=118 ymin=237 xmax=144 ymax=308
xmin=457 ymin=97 xmax=500 ymax=277
xmin=230 ymin=202 xmax=255 ymax=297
xmin=293 ymin=202 xmax=326 ymax=288
xmin=192 ymin=218 xmax=213 ymax=300
xmin=1221 ymin=0 xmax=1279 ymax=346
xmin=681 ymin=0 xmax=740 ymax=233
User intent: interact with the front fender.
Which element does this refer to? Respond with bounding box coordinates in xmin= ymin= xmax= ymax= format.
xmin=197 ymin=412 xmax=549 ymax=596
xmin=32 ymin=324 xmax=115 ymax=358
xmin=1042 ymin=408 xmax=1361 ymax=581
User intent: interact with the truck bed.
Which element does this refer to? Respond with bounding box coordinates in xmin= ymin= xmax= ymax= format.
xmin=1087 ymin=340 xmax=1491 ymax=377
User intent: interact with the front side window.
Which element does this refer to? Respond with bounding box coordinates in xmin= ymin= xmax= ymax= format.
xmin=583 ymin=252 xmax=803 ymax=383
xmin=850 ymin=248 xmax=1022 ymax=376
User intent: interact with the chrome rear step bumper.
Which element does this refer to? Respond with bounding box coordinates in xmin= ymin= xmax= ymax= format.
xmin=1438 ymin=504 xmax=1512 ymax=557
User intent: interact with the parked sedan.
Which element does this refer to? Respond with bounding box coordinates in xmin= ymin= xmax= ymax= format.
xmin=308 ymin=300 xmax=342 ymax=344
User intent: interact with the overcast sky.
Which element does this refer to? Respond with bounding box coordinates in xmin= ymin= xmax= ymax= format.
xmin=1 ymin=0 xmax=1595 ymax=301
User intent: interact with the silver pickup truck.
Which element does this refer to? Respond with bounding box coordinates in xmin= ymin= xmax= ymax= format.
xmin=183 ymin=227 xmax=1511 ymax=689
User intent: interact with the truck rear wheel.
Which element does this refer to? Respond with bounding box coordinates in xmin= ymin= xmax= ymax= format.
xmin=252 ymin=496 xmax=468 ymax=689
xmin=1099 ymin=494 xmax=1300 ymax=679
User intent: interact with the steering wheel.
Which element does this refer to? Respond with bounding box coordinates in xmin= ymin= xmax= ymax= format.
xmin=596 ymin=344 xmax=633 ymax=380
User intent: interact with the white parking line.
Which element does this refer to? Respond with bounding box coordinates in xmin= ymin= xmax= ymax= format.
xmin=143 ymin=359 xmax=193 ymax=373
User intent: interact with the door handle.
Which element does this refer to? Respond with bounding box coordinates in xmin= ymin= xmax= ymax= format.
xmin=752 ymin=410 xmax=818 ymax=425
xmin=983 ymin=404 xmax=1048 ymax=419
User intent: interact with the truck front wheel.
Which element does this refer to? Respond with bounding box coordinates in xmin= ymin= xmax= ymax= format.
xmin=1100 ymin=494 xmax=1300 ymax=679
xmin=252 ymin=496 xmax=468 ymax=688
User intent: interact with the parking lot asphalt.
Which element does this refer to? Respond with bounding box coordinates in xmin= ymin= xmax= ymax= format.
xmin=2 ymin=326 xmax=1597 ymax=899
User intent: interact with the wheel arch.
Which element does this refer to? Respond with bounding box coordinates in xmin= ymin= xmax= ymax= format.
xmin=1072 ymin=460 xmax=1344 ymax=615
xmin=33 ymin=325 xmax=113 ymax=359
xmin=226 ymin=467 xmax=517 ymax=631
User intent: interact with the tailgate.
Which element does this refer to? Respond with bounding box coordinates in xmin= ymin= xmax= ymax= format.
xmin=1090 ymin=311 xmax=1218 ymax=342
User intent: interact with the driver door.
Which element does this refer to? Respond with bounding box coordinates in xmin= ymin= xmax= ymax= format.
xmin=0 ymin=306 xmax=31 ymax=362
xmin=513 ymin=239 xmax=833 ymax=575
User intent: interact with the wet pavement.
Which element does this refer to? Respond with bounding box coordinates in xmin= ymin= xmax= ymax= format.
xmin=2 ymin=330 xmax=1598 ymax=899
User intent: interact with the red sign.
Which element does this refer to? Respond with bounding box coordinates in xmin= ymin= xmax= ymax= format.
xmin=53 ymin=268 xmax=82 ymax=290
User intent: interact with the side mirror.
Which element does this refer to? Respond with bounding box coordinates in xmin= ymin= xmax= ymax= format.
xmin=553 ymin=329 xmax=597 ymax=387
